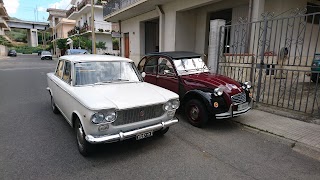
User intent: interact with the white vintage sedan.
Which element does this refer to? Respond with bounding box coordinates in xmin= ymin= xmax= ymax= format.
xmin=47 ymin=55 xmax=179 ymax=156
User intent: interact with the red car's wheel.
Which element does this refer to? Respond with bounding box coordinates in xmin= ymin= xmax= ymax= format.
xmin=185 ymin=99 xmax=208 ymax=128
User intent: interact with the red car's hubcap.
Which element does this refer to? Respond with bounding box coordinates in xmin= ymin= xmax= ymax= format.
xmin=189 ymin=105 xmax=200 ymax=121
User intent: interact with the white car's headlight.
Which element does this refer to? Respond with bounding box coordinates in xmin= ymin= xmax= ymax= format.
xmin=91 ymin=111 xmax=117 ymax=124
xmin=244 ymin=81 xmax=252 ymax=89
xmin=164 ymin=99 xmax=180 ymax=111
xmin=91 ymin=112 xmax=105 ymax=124
xmin=214 ymin=87 xmax=223 ymax=96
xmin=105 ymin=111 xmax=116 ymax=122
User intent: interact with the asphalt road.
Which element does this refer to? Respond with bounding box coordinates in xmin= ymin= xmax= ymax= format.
xmin=0 ymin=55 xmax=319 ymax=180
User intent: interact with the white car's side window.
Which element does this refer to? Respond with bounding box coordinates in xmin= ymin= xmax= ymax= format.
xmin=55 ymin=60 xmax=64 ymax=79
xmin=62 ymin=61 xmax=72 ymax=84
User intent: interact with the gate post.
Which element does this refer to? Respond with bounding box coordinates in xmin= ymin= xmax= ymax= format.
xmin=256 ymin=19 xmax=268 ymax=103
xmin=208 ymin=19 xmax=225 ymax=73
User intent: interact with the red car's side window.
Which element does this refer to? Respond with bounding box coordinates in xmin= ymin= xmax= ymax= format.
xmin=144 ymin=57 xmax=158 ymax=74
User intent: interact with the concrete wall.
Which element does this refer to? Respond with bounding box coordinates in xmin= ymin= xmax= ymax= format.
xmin=120 ymin=10 xmax=159 ymax=64
xmin=57 ymin=23 xmax=75 ymax=39
xmin=175 ymin=11 xmax=196 ymax=51
xmin=0 ymin=45 xmax=8 ymax=56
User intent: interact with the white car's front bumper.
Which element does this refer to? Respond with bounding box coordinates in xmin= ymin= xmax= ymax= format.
xmin=85 ymin=118 xmax=178 ymax=144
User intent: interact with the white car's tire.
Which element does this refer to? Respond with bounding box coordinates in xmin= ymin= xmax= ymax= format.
xmin=51 ymin=96 xmax=60 ymax=114
xmin=75 ymin=117 xmax=93 ymax=156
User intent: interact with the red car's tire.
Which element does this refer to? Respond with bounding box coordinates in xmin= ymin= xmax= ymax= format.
xmin=185 ymin=99 xmax=208 ymax=128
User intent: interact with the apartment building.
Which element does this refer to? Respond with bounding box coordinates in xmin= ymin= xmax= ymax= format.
xmin=66 ymin=0 xmax=113 ymax=54
xmin=0 ymin=0 xmax=10 ymax=56
xmin=47 ymin=8 xmax=76 ymax=56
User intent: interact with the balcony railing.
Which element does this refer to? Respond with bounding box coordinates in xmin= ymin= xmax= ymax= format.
xmin=66 ymin=6 xmax=77 ymax=17
xmin=78 ymin=0 xmax=91 ymax=11
xmin=68 ymin=21 xmax=111 ymax=36
xmin=67 ymin=0 xmax=103 ymax=18
xmin=103 ymin=0 xmax=141 ymax=17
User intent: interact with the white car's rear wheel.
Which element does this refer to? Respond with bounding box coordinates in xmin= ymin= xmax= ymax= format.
xmin=51 ymin=96 xmax=60 ymax=114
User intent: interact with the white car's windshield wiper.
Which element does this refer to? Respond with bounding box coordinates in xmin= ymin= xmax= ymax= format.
xmin=94 ymin=81 xmax=112 ymax=85
xmin=114 ymin=78 xmax=130 ymax=81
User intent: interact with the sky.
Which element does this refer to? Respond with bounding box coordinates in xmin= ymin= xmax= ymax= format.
xmin=3 ymin=0 xmax=72 ymax=22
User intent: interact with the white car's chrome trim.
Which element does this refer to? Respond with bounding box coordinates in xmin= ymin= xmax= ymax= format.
xmin=85 ymin=118 xmax=178 ymax=144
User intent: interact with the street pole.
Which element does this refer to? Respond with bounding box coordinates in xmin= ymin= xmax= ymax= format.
xmin=91 ymin=0 xmax=96 ymax=54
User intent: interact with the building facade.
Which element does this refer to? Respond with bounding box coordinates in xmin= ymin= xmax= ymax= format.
xmin=103 ymin=0 xmax=317 ymax=64
xmin=66 ymin=0 xmax=113 ymax=54
xmin=47 ymin=8 xmax=76 ymax=57
xmin=0 ymin=0 xmax=10 ymax=56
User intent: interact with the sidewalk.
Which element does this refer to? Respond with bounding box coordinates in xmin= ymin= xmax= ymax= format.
xmin=234 ymin=109 xmax=320 ymax=161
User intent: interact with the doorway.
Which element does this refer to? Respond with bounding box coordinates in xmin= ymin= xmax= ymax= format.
xmin=145 ymin=18 xmax=159 ymax=54
xmin=124 ymin=33 xmax=129 ymax=58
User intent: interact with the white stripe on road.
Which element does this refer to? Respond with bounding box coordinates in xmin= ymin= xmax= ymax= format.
xmin=0 ymin=67 xmax=53 ymax=71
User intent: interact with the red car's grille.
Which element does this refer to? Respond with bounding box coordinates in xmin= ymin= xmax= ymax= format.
xmin=112 ymin=104 xmax=165 ymax=126
xmin=231 ymin=92 xmax=247 ymax=104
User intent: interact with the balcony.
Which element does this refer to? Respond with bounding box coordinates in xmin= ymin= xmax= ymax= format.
xmin=103 ymin=0 xmax=173 ymax=22
xmin=68 ymin=21 xmax=111 ymax=37
xmin=67 ymin=0 xmax=103 ymax=19
xmin=68 ymin=26 xmax=80 ymax=37
xmin=78 ymin=0 xmax=90 ymax=10
xmin=66 ymin=6 xmax=77 ymax=18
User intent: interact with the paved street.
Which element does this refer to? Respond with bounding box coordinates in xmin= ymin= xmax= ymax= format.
xmin=0 ymin=55 xmax=319 ymax=180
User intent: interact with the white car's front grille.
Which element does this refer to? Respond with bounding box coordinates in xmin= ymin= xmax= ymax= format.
xmin=231 ymin=92 xmax=247 ymax=104
xmin=113 ymin=104 xmax=165 ymax=126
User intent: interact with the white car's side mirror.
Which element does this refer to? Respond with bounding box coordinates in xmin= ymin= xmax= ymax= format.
xmin=141 ymin=72 xmax=146 ymax=78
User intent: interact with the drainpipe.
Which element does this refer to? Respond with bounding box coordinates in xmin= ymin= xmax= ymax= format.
xmin=91 ymin=0 xmax=96 ymax=54
xmin=246 ymin=0 xmax=253 ymax=53
xmin=119 ymin=20 xmax=122 ymax=56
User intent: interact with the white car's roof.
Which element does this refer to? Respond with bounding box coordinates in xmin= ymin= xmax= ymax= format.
xmin=59 ymin=54 xmax=133 ymax=63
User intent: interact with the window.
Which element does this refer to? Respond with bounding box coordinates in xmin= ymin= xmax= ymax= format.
xmin=75 ymin=61 xmax=141 ymax=86
xmin=138 ymin=57 xmax=146 ymax=72
xmin=55 ymin=60 xmax=64 ymax=79
xmin=62 ymin=61 xmax=71 ymax=84
xmin=158 ymin=57 xmax=175 ymax=75
xmin=144 ymin=57 xmax=158 ymax=74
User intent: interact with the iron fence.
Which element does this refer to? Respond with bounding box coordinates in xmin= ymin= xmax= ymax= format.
xmin=217 ymin=10 xmax=320 ymax=117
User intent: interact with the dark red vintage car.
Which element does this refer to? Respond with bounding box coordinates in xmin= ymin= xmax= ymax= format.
xmin=138 ymin=51 xmax=252 ymax=127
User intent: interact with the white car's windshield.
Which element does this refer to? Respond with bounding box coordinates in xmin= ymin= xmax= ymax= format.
xmin=173 ymin=58 xmax=208 ymax=75
xmin=75 ymin=61 xmax=142 ymax=86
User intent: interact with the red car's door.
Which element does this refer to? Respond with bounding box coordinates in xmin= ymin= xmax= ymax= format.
xmin=139 ymin=56 xmax=158 ymax=85
xmin=156 ymin=57 xmax=179 ymax=93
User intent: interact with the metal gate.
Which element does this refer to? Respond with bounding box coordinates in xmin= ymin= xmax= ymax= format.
xmin=217 ymin=10 xmax=320 ymax=117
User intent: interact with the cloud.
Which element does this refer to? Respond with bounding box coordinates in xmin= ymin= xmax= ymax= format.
xmin=3 ymin=0 xmax=20 ymax=15
xmin=49 ymin=0 xmax=72 ymax=9
xmin=37 ymin=7 xmax=46 ymax=12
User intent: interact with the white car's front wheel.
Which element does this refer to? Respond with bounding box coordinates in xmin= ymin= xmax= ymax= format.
xmin=75 ymin=117 xmax=93 ymax=156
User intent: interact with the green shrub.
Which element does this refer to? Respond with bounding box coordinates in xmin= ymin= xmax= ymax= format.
xmin=11 ymin=46 xmax=43 ymax=54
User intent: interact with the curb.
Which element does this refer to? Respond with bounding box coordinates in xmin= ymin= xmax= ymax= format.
xmin=293 ymin=142 xmax=320 ymax=161
xmin=232 ymin=120 xmax=320 ymax=161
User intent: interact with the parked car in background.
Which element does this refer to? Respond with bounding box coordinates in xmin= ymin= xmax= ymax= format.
xmin=138 ymin=51 xmax=252 ymax=127
xmin=311 ymin=53 xmax=320 ymax=83
xmin=65 ymin=49 xmax=89 ymax=55
xmin=41 ymin=51 xmax=53 ymax=60
xmin=8 ymin=50 xmax=17 ymax=57
xmin=47 ymin=55 xmax=179 ymax=156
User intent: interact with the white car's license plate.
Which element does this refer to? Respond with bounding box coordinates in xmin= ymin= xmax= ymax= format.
xmin=136 ymin=131 xmax=153 ymax=140
xmin=238 ymin=102 xmax=249 ymax=111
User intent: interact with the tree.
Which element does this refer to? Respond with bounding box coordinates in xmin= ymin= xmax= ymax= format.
xmin=112 ymin=38 xmax=119 ymax=50
xmin=57 ymin=38 xmax=68 ymax=55
xmin=96 ymin=41 xmax=106 ymax=50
